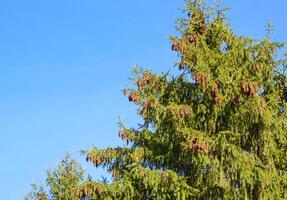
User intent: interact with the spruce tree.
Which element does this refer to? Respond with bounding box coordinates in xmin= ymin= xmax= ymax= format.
xmin=77 ymin=1 xmax=287 ymax=199
xmin=28 ymin=0 xmax=287 ymax=199
xmin=25 ymin=155 xmax=84 ymax=200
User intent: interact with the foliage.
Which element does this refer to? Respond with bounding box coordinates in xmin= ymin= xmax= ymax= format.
xmin=78 ymin=1 xmax=287 ymax=199
xmin=28 ymin=0 xmax=287 ymax=199
xmin=25 ymin=155 xmax=84 ymax=200
xmin=25 ymin=184 xmax=49 ymax=200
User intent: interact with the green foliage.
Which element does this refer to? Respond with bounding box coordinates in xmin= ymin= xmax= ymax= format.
xmin=28 ymin=0 xmax=287 ymax=199
xmin=78 ymin=1 xmax=287 ymax=199
xmin=25 ymin=184 xmax=49 ymax=200
xmin=25 ymin=155 xmax=84 ymax=200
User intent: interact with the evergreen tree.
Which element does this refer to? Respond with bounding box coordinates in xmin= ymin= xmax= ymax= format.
xmin=25 ymin=155 xmax=84 ymax=200
xmin=77 ymin=1 xmax=287 ymax=199
xmin=27 ymin=0 xmax=287 ymax=199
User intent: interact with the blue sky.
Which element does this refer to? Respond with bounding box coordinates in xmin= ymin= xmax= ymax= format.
xmin=0 ymin=0 xmax=286 ymax=199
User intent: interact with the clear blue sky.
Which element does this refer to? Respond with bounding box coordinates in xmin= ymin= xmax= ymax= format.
xmin=0 ymin=0 xmax=286 ymax=199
